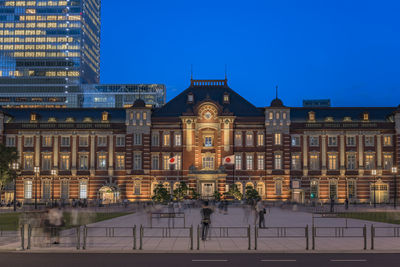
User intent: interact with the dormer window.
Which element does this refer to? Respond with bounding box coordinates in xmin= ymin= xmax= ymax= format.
xmin=30 ymin=113 xmax=37 ymax=122
xmin=187 ymin=93 xmax=194 ymax=103
xmin=343 ymin=116 xmax=352 ymax=122
xmin=269 ymin=112 xmax=273 ymax=120
xmin=48 ymin=117 xmax=57 ymax=123
xmin=308 ymin=111 xmax=316 ymax=122
xmin=83 ymin=117 xmax=92 ymax=123
xmin=363 ymin=112 xmax=369 ymax=121
xmin=102 ymin=111 xmax=108 ymax=121
xmin=66 ymin=117 xmax=75 ymax=123
xmin=223 ymin=93 xmax=229 ymax=103
xmin=325 ymin=117 xmax=334 ymax=122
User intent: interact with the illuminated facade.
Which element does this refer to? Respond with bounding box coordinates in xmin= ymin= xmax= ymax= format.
xmin=2 ymin=79 xmax=399 ymax=204
xmin=0 ymin=0 xmax=101 ymax=105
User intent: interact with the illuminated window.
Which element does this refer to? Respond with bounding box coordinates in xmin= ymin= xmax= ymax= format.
xmin=79 ymin=136 xmax=89 ymax=147
xmin=24 ymin=180 xmax=32 ymax=199
xmin=116 ymin=154 xmax=125 ymax=170
xmin=60 ymin=154 xmax=70 ymax=171
xmin=257 ymin=133 xmax=264 ymax=146
xmin=274 ymin=154 xmax=282 ymax=169
xmin=363 ymin=112 xmax=369 ymax=121
xmin=235 ymin=132 xmax=242 ymax=146
xmin=328 ymin=154 xmax=338 ymax=170
xmin=24 ymin=154 xmax=34 ymax=170
xmin=246 ymin=132 xmax=253 ymax=146
xmin=41 ymin=154 xmax=52 ymax=171
xmin=97 ymin=153 xmax=107 ymax=170
xmin=274 ymin=133 xmax=282 ymax=145
xmin=79 ymin=154 xmax=88 ymax=170
xmin=163 ymin=133 xmax=170 ymax=146
xmin=79 ymin=180 xmax=87 ymax=199
xmin=257 ymin=154 xmax=264 ymax=170
xmin=383 ymin=135 xmax=392 ymax=146
xmin=246 ymin=154 xmax=253 ymax=170
xmin=42 ymin=136 xmax=52 ymax=147
xmin=308 ymin=111 xmax=316 ymax=121
xmin=102 ymin=112 xmax=108 ymax=121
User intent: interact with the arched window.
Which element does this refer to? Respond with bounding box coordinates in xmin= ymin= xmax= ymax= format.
xmin=235 ymin=182 xmax=243 ymax=194
xmin=256 ymin=182 xmax=265 ymax=197
xmin=245 ymin=182 xmax=254 ymax=189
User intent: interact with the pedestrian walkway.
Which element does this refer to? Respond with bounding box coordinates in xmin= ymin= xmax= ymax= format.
xmin=1 ymin=206 xmax=400 ymax=252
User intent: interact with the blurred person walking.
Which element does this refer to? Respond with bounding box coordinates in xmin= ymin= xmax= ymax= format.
xmin=200 ymin=201 xmax=213 ymax=241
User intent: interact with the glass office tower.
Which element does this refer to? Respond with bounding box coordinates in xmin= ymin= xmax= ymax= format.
xmin=0 ymin=0 xmax=101 ymax=107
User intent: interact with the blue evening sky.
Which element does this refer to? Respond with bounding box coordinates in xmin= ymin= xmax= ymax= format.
xmin=100 ymin=0 xmax=400 ymax=107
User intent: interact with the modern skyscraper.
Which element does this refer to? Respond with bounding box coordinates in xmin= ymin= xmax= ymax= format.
xmin=0 ymin=0 xmax=101 ymax=106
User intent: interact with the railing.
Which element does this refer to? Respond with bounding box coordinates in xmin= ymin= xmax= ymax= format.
xmin=371 ymin=225 xmax=400 ymax=250
xmin=140 ymin=225 xmax=193 ymax=250
xmin=0 ymin=225 xmax=24 ymax=250
xmin=197 ymin=225 xmax=251 ymax=250
xmin=255 ymin=226 xmax=309 ymax=250
xmin=27 ymin=225 xmax=80 ymax=250
xmin=150 ymin=212 xmax=185 ymax=228
xmin=82 ymin=226 xmax=136 ymax=250
xmin=312 ymin=225 xmax=367 ymax=250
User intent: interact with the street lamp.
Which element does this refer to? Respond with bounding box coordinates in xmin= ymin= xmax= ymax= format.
xmin=34 ymin=166 xmax=40 ymax=210
xmin=372 ymin=169 xmax=377 ymax=208
xmin=392 ymin=167 xmax=398 ymax=209
xmin=51 ymin=169 xmax=57 ymax=208
xmin=11 ymin=162 xmax=21 ymax=212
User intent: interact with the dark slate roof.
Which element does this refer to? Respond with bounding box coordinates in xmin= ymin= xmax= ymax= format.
xmin=290 ymin=107 xmax=396 ymax=122
xmin=132 ymin=99 xmax=146 ymax=108
xmin=270 ymin=98 xmax=284 ymax=107
xmin=152 ymin=81 xmax=264 ymax=117
xmin=1 ymin=108 xmax=126 ymax=123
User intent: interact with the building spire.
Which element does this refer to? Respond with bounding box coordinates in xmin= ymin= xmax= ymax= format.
xmin=191 ymin=64 xmax=193 ymax=80
xmin=225 ymin=64 xmax=228 ymax=80
xmin=275 ymin=85 xmax=278 ymax=99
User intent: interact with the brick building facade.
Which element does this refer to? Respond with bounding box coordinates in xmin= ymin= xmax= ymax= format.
xmin=1 ymin=79 xmax=399 ymax=204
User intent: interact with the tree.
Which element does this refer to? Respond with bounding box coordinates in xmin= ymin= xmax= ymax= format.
xmin=172 ymin=182 xmax=189 ymax=201
xmin=245 ymin=185 xmax=260 ymax=203
xmin=213 ymin=191 xmax=222 ymax=201
xmin=225 ymin=184 xmax=243 ymax=200
xmin=152 ymin=184 xmax=171 ymax=204
xmin=189 ymin=188 xmax=200 ymax=200
xmin=0 ymin=144 xmax=18 ymax=202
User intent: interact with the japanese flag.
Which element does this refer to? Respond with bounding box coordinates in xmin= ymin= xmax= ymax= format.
xmin=223 ymin=155 xmax=235 ymax=165
xmin=169 ymin=156 xmax=177 ymax=165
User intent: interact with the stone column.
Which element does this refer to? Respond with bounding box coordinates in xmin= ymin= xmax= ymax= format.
xmin=223 ymin=121 xmax=230 ymax=152
xmin=108 ymin=135 xmax=114 ymax=177
xmin=35 ymin=134 xmax=40 ymax=167
xmin=53 ymin=135 xmax=58 ymax=168
xmin=340 ymin=135 xmax=345 ymax=176
xmin=186 ymin=120 xmax=193 ymax=152
xmin=377 ymin=134 xmax=382 ymax=170
xmin=303 ymin=135 xmax=308 ymax=176
xmin=90 ymin=135 xmax=95 ymax=176
xmin=71 ymin=134 xmax=77 ymax=176
xmin=17 ymin=135 xmax=22 ymax=164
xmin=358 ymin=134 xmax=364 ymax=176
xmin=321 ymin=135 xmax=327 ymax=175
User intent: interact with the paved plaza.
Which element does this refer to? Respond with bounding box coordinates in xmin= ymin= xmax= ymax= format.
xmin=1 ymin=205 xmax=400 ymax=252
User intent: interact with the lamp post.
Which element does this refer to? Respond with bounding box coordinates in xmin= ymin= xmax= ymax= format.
xmin=393 ymin=167 xmax=398 ymax=209
xmin=51 ymin=169 xmax=57 ymax=208
xmin=34 ymin=166 xmax=40 ymax=210
xmin=372 ymin=169 xmax=377 ymax=208
xmin=11 ymin=162 xmax=21 ymax=212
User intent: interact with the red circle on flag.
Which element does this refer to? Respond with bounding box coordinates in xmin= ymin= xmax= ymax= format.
xmin=226 ymin=158 xmax=231 ymax=163
xmin=170 ymin=158 xmax=175 ymax=163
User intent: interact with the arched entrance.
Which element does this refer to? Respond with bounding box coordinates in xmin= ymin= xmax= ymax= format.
xmin=98 ymin=185 xmax=120 ymax=204
xmin=370 ymin=179 xmax=389 ymax=204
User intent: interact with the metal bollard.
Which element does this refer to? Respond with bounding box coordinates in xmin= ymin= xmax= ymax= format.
xmin=197 ymin=225 xmax=200 ymax=250
xmin=76 ymin=227 xmax=80 ymax=250
xmin=305 ymin=225 xmax=309 ymax=250
xmin=20 ymin=225 xmax=25 ymax=250
xmin=371 ymin=224 xmax=374 ymax=250
xmin=139 ymin=225 xmax=143 ymax=250
xmin=27 ymin=224 xmax=31 ymax=250
xmin=190 ymin=225 xmax=193 ymax=250
xmin=363 ymin=224 xmax=367 ymax=250
xmin=82 ymin=225 xmax=87 ymax=250
xmin=254 ymin=226 xmax=258 ymax=250
xmin=248 ymin=225 xmax=251 ymax=250
xmin=133 ymin=225 xmax=136 ymax=250
xmin=312 ymin=226 xmax=315 ymax=250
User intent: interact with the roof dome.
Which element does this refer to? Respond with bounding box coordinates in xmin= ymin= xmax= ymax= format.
xmin=270 ymin=98 xmax=284 ymax=107
xmin=132 ymin=99 xmax=146 ymax=108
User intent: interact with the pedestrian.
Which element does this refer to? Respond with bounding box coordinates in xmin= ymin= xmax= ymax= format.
xmin=201 ymin=201 xmax=213 ymax=241
xmin=330 ymin=197 xmax=335 ymax=213
xmin=256 ymin=201 xmax=266 ymax=228
xmin=345 ymin=198 xmax=349 ymax=210
xmin=48 ymin=207 xmax=65 ymax=245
